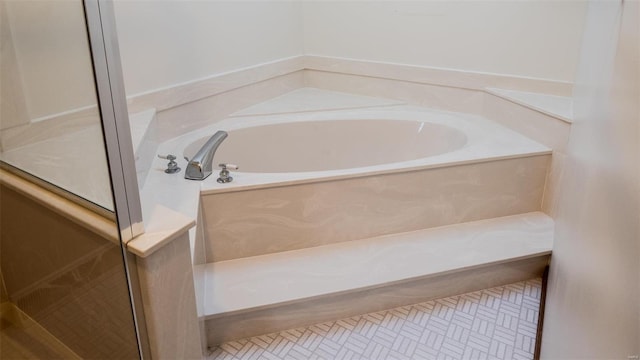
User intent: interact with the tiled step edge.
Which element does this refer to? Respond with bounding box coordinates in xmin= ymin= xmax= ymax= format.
xmin=200 ymin=212 xmax=553 ymax=318
xmin=486 ymin=87 xmax=573 ymax=123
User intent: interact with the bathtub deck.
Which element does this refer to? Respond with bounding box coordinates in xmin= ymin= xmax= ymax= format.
xmin=199 ymin=212 xmax=553 ymax=344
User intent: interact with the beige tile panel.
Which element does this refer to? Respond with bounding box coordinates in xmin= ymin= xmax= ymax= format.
xmin=125 ymin=54 xmax=571 ymax=118
xmin=136 ymin=232 xmax=203 ymax=360
xmin=206 ymin=255 xmax=549 ymax=345
xmin=305 ymin=70 xmax=485 ymax=115
xmin=0 ymin=106 xmax=100 ymax=151
xmin=482 ymin=93 xmax=572 ymax=153
xmin=126 ymin=56 xmax=305 ymax=114
xmin=154 ymin=72 xmax=304 ymax=143
xmin=542 ymin=152 xmax=567 ymax=217
xmin=304 ymin=55 xmax=573 ymax=96
xmin=202 ymin=155 xmax=549 ymax=262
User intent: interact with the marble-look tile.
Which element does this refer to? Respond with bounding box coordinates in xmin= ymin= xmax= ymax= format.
xmin=193 ymin=259 xmax=207 ymax=352
xmin=0 ymin=106 xmax=100 ymax=151
xmin=305 ymin=70 xmax=486 ymax=115
xmin=125 ymin=54 xmax=572 ymax=123
xmin=136 ymin=232 xmax=203 ymax=360
xmin=205 ymin=256 xmax=549 ymax=345
xmin=154 ymin=72 xmax=304 ymax=143
xmin=482 ymin=92 xmax=572 ymax=153
xmin=0 ymin=124 xmax=113 ymax=210
xmin=541 ymin=152 xmax=567 ymax=217
xmin=192 ymin=205 xmax=208 ymax=266
xmin=486 ymin=88 xmax=573 ymax=123
xmin=129 ymin=109 xmax=159 ymax=189
xmin=129 ymin=108 xmax=156 ymax=154
xmin=125 ymin=204 xmax=195 ymax=257
xmin=127 ymin=56 xmax=305 ymax=114
xmin=230 ymin=87 xmax=405 ymax=117
xmin=201 ymin=155 xmax=549 ymax=262
xmin=204 ymin=212 xmax=553 ymax=316
xmin=304 ymin=55 xmax=573 ymax=96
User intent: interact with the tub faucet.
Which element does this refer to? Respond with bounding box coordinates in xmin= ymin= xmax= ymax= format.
xmin=184 ymin=130 xmax=228 ymax=180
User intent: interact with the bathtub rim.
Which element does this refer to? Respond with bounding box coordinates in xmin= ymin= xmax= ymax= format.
xmin=157 ymin=105 xmax=552 ymax=195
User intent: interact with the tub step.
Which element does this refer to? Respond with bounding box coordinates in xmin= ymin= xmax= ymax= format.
xmin=199 ymin=212 xmax=553 ymax=345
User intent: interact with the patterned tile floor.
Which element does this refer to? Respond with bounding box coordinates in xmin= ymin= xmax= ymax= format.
xmin=208 ymin=279 xmax=542 ymax=360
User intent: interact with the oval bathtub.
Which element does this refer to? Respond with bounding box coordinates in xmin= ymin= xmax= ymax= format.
xmin=184 ymin=119 xmax=467 ymax=173
xmin=152 ymin=104 xmax=550 ymax=263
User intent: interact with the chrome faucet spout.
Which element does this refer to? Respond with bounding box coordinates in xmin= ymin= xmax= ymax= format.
xmin=184 ymin=130 xmax=228 ymax=180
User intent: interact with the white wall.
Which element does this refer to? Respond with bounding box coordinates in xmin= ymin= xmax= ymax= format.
xmin=302 ymin=1 xmax=587 ymax=82
xmin=541 ymin=1 xmax=639 ymax=358
xmin=113 ymin=1 xmax=587 ymax=97
xmin=113 ymin=0 xmax=304 ymax=96
xmin=2 ymin=0 xmax=97 ymax=120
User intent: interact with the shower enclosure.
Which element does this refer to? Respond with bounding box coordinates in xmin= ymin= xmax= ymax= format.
xmin=0 ymin=0 xmax=146 ymax=358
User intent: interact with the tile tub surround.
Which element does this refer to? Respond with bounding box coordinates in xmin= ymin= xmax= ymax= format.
xmin=0 ymin=123 xmax=113 ymax=210
xmin=135 ymin=231 xmax=203 ymax=360
xmin=125 ymin=55 xmax=573 ymax=117
xmin=134 ymin=89 xmax=557 ymax=356
xmin=481 ymin=91 xmax=572 ymax=218
xmin=154 ymin=100 xmax=550 ymax=262
xmin=484 ymin=88 xmax=573 ymax=123
xmin=202 ymin=155 xmax=549 ymax=262
xmin=126 ymin=55 xmax=573 ymax=146
xmin=0 ymin=108 xmax=158 ymax=212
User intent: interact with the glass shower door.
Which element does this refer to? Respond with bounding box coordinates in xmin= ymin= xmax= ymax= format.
xmin=0 ymin=0 xmax=142 ymax=358
xmin=0 ymin=0 xmax=113 ymax=212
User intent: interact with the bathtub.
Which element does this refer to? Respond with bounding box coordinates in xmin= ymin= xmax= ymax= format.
xmin=184 ymin=119 xmax=467 ymax=173
xmin=173 ymin=107 xmax=548 ymax=194
xmin=155 ymin=106 xmax=550 ymax=263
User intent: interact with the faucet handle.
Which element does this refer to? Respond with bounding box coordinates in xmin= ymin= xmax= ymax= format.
xmin=217 ymin=163 xmax=238 ymax=183
xmin=219 ymin=163 xmax=238 ymax=170
xmin=158 ymin=154 xmax=180 ymax=174
xmin=158 ymin=154 xmax=177 ymax=161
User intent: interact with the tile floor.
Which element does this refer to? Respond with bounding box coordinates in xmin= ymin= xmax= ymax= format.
xmin=208 ymin=278 xmax=542 ymax=360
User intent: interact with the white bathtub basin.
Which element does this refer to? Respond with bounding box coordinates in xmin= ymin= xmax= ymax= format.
xmin=184 ymin=119 xmax=467 ymax=173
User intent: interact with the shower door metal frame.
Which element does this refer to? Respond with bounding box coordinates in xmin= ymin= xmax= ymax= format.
xmin=83 ymin=0 xmax=150 ymax=358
